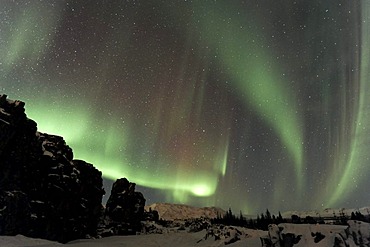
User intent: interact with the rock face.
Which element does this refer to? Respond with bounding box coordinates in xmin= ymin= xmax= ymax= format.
xmin=346 ymin=220 xmax=370 ymax=246
xmin=0 ymin=95 xmax=105 ymax=243
xmin=102 ymin=178 xmax=146 ymax=236
xmin=144 ymin=203 xmax=225 ymax=221
xmin=261 ymin=221 xmax=370 ymax=247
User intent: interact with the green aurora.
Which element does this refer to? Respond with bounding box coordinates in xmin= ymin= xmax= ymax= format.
xmin=1 ymin=0 xmax=369 ymax=214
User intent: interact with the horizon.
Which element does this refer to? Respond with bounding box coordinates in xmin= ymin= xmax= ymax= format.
xmin=1 ymin=0 xmax=370 ymax=215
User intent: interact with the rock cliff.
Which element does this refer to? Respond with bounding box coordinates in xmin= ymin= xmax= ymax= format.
xmin=0 ymin=94 xmax=105 ymax=242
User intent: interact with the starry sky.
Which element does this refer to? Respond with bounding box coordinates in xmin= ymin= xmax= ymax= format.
xmin=1 ymin=0 xmax=369 ymax=214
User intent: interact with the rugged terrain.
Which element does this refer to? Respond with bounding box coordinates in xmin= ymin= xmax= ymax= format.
xmin=1 ymin=219 xmax=370 ymax=246
xmin=0 ymin=95 xmax=145 ymax=242
xmin=145 ymin=203 xmax=225 ymax=221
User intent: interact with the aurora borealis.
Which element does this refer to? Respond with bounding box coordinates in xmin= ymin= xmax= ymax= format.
xmin=1 ymin=0 xmax=369 ymax=214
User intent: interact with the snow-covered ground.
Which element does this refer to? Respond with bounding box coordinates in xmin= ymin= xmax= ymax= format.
xmin=0 ymin=235 xmax=63 ymax=247
xmin=2 ymin=202 xmax=370 ymax=247
xmin=0 ymin=230 xmax=264 ymax=247
xmin=2 ymin=221 xmax=369 ymax=247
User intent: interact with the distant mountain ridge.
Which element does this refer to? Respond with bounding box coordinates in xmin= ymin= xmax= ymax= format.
xmin=282 ymin=206 xmax=370 ymax=219
xmin=145 ymin=202 xmax=370 ymax=221
xmin=145 ymin=203 xmax=225 ymax=220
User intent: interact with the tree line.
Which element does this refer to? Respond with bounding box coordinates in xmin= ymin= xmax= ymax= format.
xmin=211 ymin=208 xmax=370 ymax=231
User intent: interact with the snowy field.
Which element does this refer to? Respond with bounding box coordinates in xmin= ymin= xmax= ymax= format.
xmin=1 ymin=205 xmax=370 ymax=247
xmin=0 ymin=229 xmax=265 ymax=247
xmin=1 ymin=222 xmax=367 ymax=247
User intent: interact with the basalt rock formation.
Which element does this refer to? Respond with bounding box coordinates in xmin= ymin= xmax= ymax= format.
xmin=100 ymin=178 xmax=146 ymax=236
xmin=0 ymin=94 xmax=105 ymax=243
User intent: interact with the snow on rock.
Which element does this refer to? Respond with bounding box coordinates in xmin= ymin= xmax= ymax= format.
xmin=198 ymin=224 xmax=267 ymax=246
xmin=265 ymin=223 xmax=348 ymax=246
xmin=264 ymin=221 xmax=370 ymax=247
xmin=145 ymin=203 xmax=225 ymax=221
xmin=268 ymin=224 xmax=281 ymax=246
xmin=347 ymin=220 xmax=370 ymax=246
xmin=141 ymin=217 xmax=212 ymax=234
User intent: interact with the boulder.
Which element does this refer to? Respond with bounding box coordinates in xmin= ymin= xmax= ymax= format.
xmin=104 ymin=178 xmax=146 ymax=235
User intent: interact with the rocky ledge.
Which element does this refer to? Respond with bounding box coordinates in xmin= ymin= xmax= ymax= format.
xmin=0 ymin=95 xmax=145 ymax=243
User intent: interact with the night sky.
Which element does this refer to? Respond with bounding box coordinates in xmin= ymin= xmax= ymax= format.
xmin=1 ymin=0 xmax=369 ymax=214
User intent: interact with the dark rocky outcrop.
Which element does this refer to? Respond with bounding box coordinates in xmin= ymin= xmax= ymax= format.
xmin=262 ymin=221 xmax=370 ymax=246
xmin=0 ymin=95 xmax=105 ymax=243
xmin=0 ymin=191 xmax=31 ymax=235
xmin=143 ymin=207 xmax=160 ymax=222
xmin=100 ymin=178 xmax=146 ymax=236
xmin=197 ymin=224 xmax=243 ymax=245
